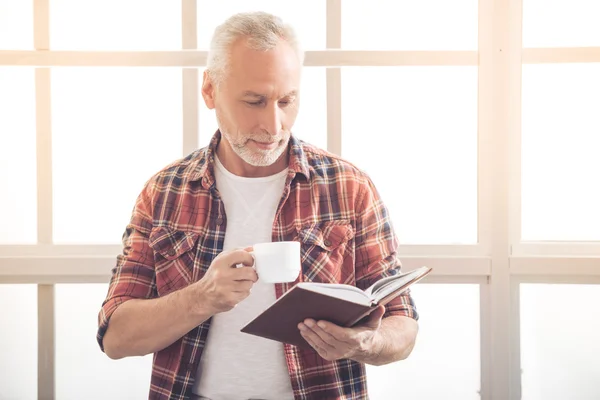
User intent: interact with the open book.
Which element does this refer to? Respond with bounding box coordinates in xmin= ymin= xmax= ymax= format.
xmin=240 ymin=266 xmax=432 ymax=348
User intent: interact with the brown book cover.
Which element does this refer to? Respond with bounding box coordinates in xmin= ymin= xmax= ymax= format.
xmin=240 ymin=266 xmax=432 ymax=349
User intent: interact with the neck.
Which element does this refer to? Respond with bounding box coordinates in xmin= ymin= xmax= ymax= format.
xmin=216 ymin=137 xmax=289 ymax=178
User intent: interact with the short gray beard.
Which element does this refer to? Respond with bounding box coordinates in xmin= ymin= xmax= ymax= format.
xmin=218 ymin=118 xmax=288 ymax=167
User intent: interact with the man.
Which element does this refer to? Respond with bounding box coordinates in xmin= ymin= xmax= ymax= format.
xmin=98 ymin=11 xmax=419 ymax=400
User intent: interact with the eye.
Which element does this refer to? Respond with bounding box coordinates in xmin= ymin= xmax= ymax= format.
xmin=245 ymin=100 xmax=263 ymax=106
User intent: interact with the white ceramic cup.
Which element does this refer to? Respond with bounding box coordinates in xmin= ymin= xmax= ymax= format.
xmin=251 ymin=241 xmax=301 ymax=283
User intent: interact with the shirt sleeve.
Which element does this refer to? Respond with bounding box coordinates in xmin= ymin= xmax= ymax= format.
xmin=96 ymin=181 xmax=158 ymax=352
xmin=353 ymin=175 xmax=419 ymax=321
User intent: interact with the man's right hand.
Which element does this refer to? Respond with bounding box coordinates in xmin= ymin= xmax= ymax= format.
xmin=194 ymin=247 xmax=258 ymax=314
xmin=102 ymin=247 xmax=258 ymax=359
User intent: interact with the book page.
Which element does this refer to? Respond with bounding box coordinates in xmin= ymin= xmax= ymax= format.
xmin=295 ymin=282 xmax=372 ymax=306
xmin=365 ymin=266 xmax=432 ymax=302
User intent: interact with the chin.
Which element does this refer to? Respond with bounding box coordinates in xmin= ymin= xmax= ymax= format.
xmin=247 ymin=146 xmax=287 ymax=167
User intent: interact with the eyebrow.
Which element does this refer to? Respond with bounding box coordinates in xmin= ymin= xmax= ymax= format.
xmin=242 ymin=90 xmax=298 ymax=98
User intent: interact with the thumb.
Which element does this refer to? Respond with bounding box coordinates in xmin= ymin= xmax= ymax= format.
xmin=364 ymin=305 xmax=386 ymax=329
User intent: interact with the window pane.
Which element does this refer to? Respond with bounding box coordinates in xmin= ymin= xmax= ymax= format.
xmin=198 ymin=67 xmax=327 ymax=151
xmin=197 ymin=0 xmax=325 ymax=50
xmin=291 ymin=68 xmax=327 ymax=150
xmin=56 ymin=284 xmax=152 ymax=399
xmin=342 ymin=67 xmax=478 ymax=244
xmin=342 ymin=0 xmax=478 ymax=50
xmin=523 ymin=0 xmax=600 ymax=47
xmin=51 ymin=68 xmax=182 ymax=244
xmin=520 ymin=284 xmax=600 ymax=400
xmin=50 ymin=0 xmax=181 ymax=50
xmin=521 ymin=64 xmax=600 ymax=241
xmin=0 ymin=68 xmax=37 ymax=244
xmin=367 ymin=284 xmax=481 ymax=399
xmin=0 ymin=0 xmax=33 ymax=49
xmin=0 ymin=285 xmax=38 ymax=400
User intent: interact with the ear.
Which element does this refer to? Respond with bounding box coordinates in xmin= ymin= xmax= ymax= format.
xmin=201 ymin=70 xmax=216 ymax=110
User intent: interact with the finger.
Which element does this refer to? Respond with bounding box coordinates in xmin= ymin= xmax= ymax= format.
xmin=232 ymin=266 xmax=258 ymax=282
xmin=299 ymin=322 xmax=335 ymax=352
xmin=299 ymin=325 xmax=328 ymax=357
xmin=299 ymin=329 xmax=320 ymax=353
xmin=220 ymin=249 xmax=255 ymax=268
xmin=233 ymin=280 xmax=254 ymax=292
xmin=314 ymin=320 xmax=351 ymax=342
xmin=305 ymin=320 xmax=341 ymax=346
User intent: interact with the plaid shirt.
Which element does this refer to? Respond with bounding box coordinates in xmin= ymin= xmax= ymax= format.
xmin=97 ymin=132 xmax=418 ymax=400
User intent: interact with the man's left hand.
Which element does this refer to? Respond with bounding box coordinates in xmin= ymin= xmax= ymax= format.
xmin=298 ymin=305 xmax=386 ymax=362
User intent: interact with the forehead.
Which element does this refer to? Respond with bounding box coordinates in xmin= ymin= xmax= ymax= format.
xmin=225 ymin=38 xmax=302 ymax=95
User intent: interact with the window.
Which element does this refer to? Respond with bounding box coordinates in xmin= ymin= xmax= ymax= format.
xmin=196 ymin=0 xmax=325 ymax=50
xmin=521 ymin=63 xmax=600 ymax=241
xmin=367 ymin=284 xmax=481 ymax=399
xmin=0 ymin=285 xmax=38 ymax=400
xmin=342 ymin=0 xmax=478 ymax=50
xmin=523 ymin=0 xmax=600 ymax=48
xmin=342 ymin=67 xmax=478 ymax=245
xmin=0 ymin=68 xmax=37 ymax=244
xmin=520 ymin=283 xmax=600 ymax=400
xmin=50 ymin=0 xmax=181 ymax=50
xmin=1 ymin=1 xmax=599 ymax=399
xmin=55 ymin=284 xmax=152 ymax=399
xmin=51 ymin=68 xmax=182 ymax=244
xmin=0 ymin=0 xmax=33 ymax=49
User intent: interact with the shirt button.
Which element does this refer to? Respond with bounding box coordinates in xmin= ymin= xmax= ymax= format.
xmin=323 ymin=239 xmax=332 ymax=247
xmin=167 ymin=249 xmax=176 ymax=256
xmin=216 ymin=217 xmax=224 ymax=225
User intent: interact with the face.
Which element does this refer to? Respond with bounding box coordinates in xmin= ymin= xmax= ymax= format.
xmin=202 ymin=37 xmax=302 ymax=168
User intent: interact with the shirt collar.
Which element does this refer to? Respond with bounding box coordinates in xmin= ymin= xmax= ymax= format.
xmin=189 ymin=130 xmax=310 ymax=189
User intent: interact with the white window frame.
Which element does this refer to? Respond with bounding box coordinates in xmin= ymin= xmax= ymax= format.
xmin=0 ymin=0 xmax=599 ymax=399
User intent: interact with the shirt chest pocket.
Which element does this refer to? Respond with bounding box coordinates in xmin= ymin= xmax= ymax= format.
xmin=149 ymin=227 xmax=200 ymax=296
xmin=297 ymin=221 xmax=355 ymax=284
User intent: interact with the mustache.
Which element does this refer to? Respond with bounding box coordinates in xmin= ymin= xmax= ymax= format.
xmin=241 ymin=132 xmax=287 ymax=144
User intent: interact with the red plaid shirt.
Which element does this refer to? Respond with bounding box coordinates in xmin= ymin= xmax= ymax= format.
xmin=97 ymin=132 xmax=418 ymax=399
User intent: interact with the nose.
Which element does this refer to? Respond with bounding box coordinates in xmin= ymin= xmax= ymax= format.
xmin=259 ymin=102 xmax=282 ymax=137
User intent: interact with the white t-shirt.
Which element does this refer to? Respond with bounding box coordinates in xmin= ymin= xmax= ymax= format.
xmin=193 ymin=155 xmax=295 ymax=400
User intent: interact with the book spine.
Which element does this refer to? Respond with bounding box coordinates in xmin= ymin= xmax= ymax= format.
xmin=346 ymin=306 xmax=376 ymax=327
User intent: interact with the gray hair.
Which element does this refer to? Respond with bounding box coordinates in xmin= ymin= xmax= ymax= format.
xmin=206 ymin=11 xmax=304 ymax=85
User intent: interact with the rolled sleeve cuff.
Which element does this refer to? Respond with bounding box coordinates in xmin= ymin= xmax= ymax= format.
xmin=383 ymin=290 xmax=419 ymax=321
xmin=96 ymin=295 xmax=135 ymax=352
